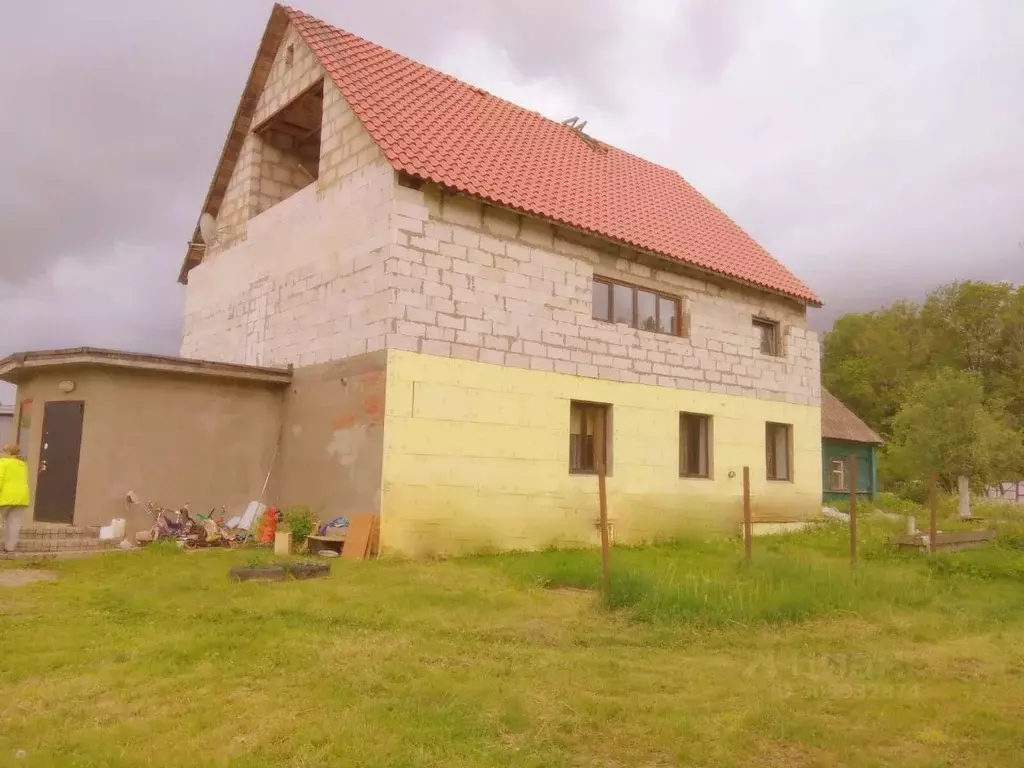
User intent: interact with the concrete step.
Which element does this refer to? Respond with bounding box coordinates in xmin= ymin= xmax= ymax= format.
xmin=19 ymin=524 xmax=104 ymax=539
xmin=1 ymin=548 xmax=130 ymax=561
xmin=15 ymin=537 xmax=120 ymax=553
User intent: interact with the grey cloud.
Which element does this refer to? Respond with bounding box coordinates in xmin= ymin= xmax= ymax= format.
xmin=0 ymin=0 xmax=625 ymax=286
xmin=674 ymin=0 xmax=749 ymax=81
xmin=1 ymin=0 xmax=1022 ymax=375
xmin=298 ymin=0 xmax=626 ymax=91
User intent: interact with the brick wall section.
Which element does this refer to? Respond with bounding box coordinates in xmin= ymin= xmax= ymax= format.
xmin=251 ymin=27 xmax=322 ymax=128
xmin=182 ymin=25 xmax=394 ymax=368
xmin=180 ymin=158 xmax=394 ymax=367
xmin=207 ymin=24 xmax=327 ymax=257
xmin=254 ymin=132 xmax=318 ymax=216
xmin=180 ymin=78 xmax=395 ymax=366
xmin=213 ymin=134 xmax=257 ymax=252
xmin=319 ymin=78 xmax=383 ymax=191
xmin=383 ymin=185 xmax=821 ymax=406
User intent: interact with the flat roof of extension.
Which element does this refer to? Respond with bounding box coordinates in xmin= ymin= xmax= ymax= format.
xmin=0 ymin=347 xmax=293 ymax=386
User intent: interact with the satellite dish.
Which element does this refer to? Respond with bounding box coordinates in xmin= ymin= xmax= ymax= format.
xmin=199 ymin=212 xmax=218 ymax=246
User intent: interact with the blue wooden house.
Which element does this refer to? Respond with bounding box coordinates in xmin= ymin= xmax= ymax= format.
xmin=821 ymin=390 xmax=883 ymax=502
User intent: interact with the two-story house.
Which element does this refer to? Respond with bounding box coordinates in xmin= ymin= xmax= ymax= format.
xmin=2 ymin=4 xmax=823 ymax=554
xmin=176 ymin=4 xmax=823 ymax=555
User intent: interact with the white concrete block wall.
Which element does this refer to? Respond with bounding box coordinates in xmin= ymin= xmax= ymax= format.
xmin=181 ymin=24 xmax=393 ymax=369
xmin=180 ymin=157 xmax=396 ymax=367
xmin=211 ymin=24 xmax=326 ymax=254
xmin=383 ymin=185 xmax=821 ymax=407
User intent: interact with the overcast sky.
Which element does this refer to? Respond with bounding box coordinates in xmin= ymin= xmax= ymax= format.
xmin=1 ymin=0 xmax=1022 ymax=403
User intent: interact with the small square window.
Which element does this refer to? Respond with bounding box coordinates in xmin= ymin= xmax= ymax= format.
xmin=828 ymin=459 xmax=847 ymax=491
xmin=569 ymin=401 xmax=611 ymax=474
xmin=753 ymin=317 xmax=781 ymax=356
xmin=766 ymin=422 xmax=792 ymax=481
xmin=680 ymin=413 xmax=712 ymax=478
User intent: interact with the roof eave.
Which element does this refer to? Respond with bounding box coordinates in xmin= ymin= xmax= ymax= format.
xmin=0 ymin=348 xmax=293 ymax=386
xmin=822 ymin=433 xmax=885 ymax=446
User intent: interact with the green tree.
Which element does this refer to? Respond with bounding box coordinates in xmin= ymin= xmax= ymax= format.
xmin=919 ymin=281 xmax=1014 ymax=379
xmin=995 ymin=287 xmax=1024 ymax=430
xmin=822 ymin=301 xmax=925 ymax=437
xmin=882 ymin=369 xmax=1023 ymax=492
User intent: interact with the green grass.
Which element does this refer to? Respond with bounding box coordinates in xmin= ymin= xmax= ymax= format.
xmin=2 ymin=517 xmax=1024 ymax=767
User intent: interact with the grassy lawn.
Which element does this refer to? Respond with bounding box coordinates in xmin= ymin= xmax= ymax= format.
xmin=3 ymin=516 xmax=1024 ymax=767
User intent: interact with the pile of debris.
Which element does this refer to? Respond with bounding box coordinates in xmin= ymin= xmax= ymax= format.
xmin=127 ymin=492 xmax=275 ymax=549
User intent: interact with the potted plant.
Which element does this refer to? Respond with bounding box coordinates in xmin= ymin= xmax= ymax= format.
xmin=282 ymin=506 xmax=319 ymax=553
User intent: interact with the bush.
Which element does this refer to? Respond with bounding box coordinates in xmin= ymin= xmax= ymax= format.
xmin=283 ymin=506 xmax=318 ymax=548
xmin=925 ymin=549 xmax=1024 ymax=581
xmin=872 ymin=492 xmax=923 ymax=516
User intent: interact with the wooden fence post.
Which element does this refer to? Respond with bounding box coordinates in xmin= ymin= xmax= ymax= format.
xmin=596 ymin=414 xmax=610 ymax=590
xmin=742 ymin=466 xmax=752 ymax=561
xmin=598 ymin=460 xmax=609 ymax=589
xmin=929 ymin=469 xmax=938 ymax=554
xmin=848 ymin=456 xmax=858 ymax=568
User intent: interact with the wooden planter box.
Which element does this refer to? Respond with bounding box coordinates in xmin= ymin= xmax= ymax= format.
xmin=893 ymin=530 xmax=997 ymax=553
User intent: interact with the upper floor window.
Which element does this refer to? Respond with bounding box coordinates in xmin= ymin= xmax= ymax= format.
xmin=753 ymin=316 xmax=782 ymax=356
xmin=593 ymin=277 xmax=680 ymax=336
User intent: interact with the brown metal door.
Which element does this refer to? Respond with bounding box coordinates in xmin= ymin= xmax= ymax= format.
xmin=34 ymin=401 xmax=85 ymax=524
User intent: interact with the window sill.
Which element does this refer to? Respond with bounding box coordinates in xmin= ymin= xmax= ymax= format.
xmin=591 ymin=317 xmax=683 ymax=339
xmin=680 ymin=474 xmax=713 ymax=480
xmin=767 ymin=477 xmax=794 ymax=483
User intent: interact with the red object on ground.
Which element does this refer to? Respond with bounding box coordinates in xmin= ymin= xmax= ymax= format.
xmin=258 ymin=507 xmax=278 ymax=545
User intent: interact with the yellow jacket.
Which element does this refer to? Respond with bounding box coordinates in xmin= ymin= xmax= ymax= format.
xmin=0 ymin=456 xmax=30 ymax=507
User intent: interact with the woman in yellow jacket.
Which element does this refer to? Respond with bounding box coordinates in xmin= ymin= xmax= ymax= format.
xmin=0 ymin=443 xmax=30 ymax=553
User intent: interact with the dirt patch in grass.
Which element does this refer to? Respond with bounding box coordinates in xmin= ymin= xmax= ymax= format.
xmin=0 ymin=570 xmax=56 ymax=588
xmin=549 ymin=586 xmax=594 ymax=596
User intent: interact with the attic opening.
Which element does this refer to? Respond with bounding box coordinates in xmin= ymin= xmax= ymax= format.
xmin=251 ymin=80 xmax=324 ymax=217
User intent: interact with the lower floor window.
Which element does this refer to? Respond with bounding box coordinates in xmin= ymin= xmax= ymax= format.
xmin=570 ymin=401 xmax=610 ymax=474
xmin=680 ymin=412 xmax=712 ymax=477
xmin=766 ymin=422 xmax=792 ymax=481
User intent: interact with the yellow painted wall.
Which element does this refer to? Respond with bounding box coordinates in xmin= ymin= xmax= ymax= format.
xmin=381 ymin=350 xmax=822 ymax=556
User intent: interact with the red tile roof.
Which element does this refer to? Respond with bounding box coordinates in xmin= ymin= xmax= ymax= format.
xmin=281 ymin=5 xmax=819 ymax=305
xmin=190 ymin=4 xmax=819 ymax=303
